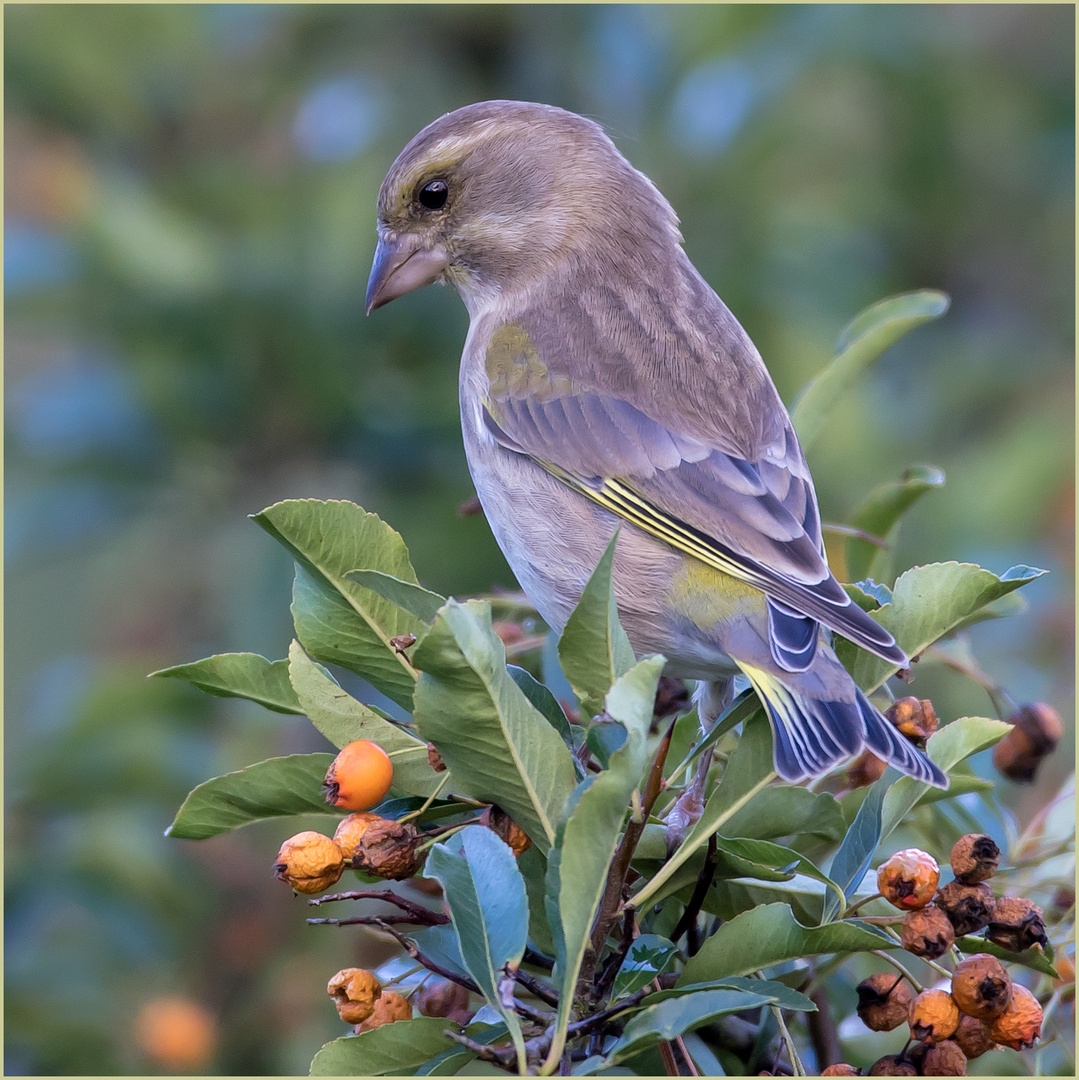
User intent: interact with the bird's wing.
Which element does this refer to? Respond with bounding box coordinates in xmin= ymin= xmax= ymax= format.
xmin=480 ymin=322 xmax=906 ymax=669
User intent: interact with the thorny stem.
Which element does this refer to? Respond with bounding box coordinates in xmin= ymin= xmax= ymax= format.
xmin=399 ymin=771 xmax=452 ymax=823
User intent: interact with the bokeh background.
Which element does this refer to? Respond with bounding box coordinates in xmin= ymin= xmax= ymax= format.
xmin=5 ymin=4 xmax=1074 ymax=1074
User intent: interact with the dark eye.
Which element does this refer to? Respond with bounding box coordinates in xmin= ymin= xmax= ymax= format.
xmin=418 ymin=179 xmax=449 ymax=211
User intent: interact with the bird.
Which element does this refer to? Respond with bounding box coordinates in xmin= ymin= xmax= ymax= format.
xmin=365 ymin=100 xmax=946 ymax=789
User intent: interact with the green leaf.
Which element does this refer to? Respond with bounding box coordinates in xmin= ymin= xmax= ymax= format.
xmin=646 ymin=976 xmax=816 ymax=1013
xmin=253 ymin=499 xmax=426 ymax=709
xmin=720 ymin=786 xmax=846 ymax=844
xmin=837 ymin=562 xmax=1048 ymax=692
xmin=791 ymin=290 xmax=950 ymax=449
xmin=880 ymin=717 xmax=1011 ymax=842
xmin=518 ymin=845 xmax=556 ymax=957
xmin=606 ymin=989 xmax=774 ymax=1063
xmin=823 ymin=775 xmax=889 ymax=921
xmin=955 ymin=937 xmax=1059 ymax=979
xmin=612 ymin=935 xmax=679 ymax=999
xmin=167 ymin=753 xmax=336 ymax=839
xmin=150 ymin=653 xmax=303 ymax=714
xmin=507 ymin=664 xmax=576 ymax=751
xmin=846 ymin=466 xmax=946 ymax=583
xmin=425 ymin=828 xmax=529 ymax=1072
xmin=287 ymin=641 xmax=443 ymax=797
xmin=666 ymin=691 xmax=759 ymax=783
xmin=679 ymin=903 xmax=893 ymax=985
xmin=347 ymin=569 xmax=447 ymax=624
xmin=544 ymin=657 xmax=664 ymax=1069
xmin=412 ymin=599 xmax=578 ymax=853
xmin=557 ymin=531 xmax=636 ymax=717
xmin=309 ymin=1017 xmax=458 ymax=1076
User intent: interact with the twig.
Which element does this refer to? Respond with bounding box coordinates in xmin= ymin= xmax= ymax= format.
xmin=670 ymin=834 xmax=719 ymax=948
xmin=307 ymin=888 xmax=448 ymax=923
xmin=658 ymin=1041 xmax=680 ymax=1076
xmin=821 ymin=522 xmax=889 ymax=549
xmin=399 ymin=771 xmax=452 ymax=823
xmin=771 ymin=1006 xmax=805 ymax=1077
xmin=308 ymin=914 xmax=446 ymax=928
xmin=675 ymin=1034 xmax=700 ymax=1076
xmin=806 ymin=983 xmax=842 ymax=1070
xmin=524 ymin=946 xmax=555 ymax=972
xmin=844 ymin=892 xmax=884 ymax=916
xmin=444 ymin=1029 xmax=516 ymax=1066
xmin=370 ymin=919 xmax=481 ymax=994
xmin=592 ymin=908 xmax=637 ymax=1003
xmin=870 ymin=950 xmax=925 ymax=994
xmin=515 ymin=969 xmax=560 ymax=1008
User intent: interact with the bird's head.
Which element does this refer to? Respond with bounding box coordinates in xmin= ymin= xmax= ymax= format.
xmin=366 ymin=100 xmax=681 ymax=316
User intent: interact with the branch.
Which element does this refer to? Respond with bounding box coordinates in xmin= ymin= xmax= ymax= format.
xmin=592 ymin=908 xmax=637 ymax=1003
xmin=515 ymin=969 xmax=560 ymax=1008
xmin=806 ymin=984 xmax=842 ymax=1070
xmin=308 ymin=914 xmax=446 ymax=928
xmin=307 ymin=889 xmax=449 ymax=923
xmin=669 ymin=834 xmax=718 ymax=949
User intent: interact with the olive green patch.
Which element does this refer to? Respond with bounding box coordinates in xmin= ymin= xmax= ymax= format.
xmin=485 ymin=323 xmax=572 ymax=400
xmin=666 ymin=558 xmax=762 ymax=630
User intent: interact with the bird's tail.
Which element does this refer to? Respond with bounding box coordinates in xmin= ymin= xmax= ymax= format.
xmin=735 ymin=661 xmax=948 ymax=789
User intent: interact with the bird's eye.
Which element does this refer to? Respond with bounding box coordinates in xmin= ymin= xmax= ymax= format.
xmin=417 ymin=179 xmax=449 ymax=211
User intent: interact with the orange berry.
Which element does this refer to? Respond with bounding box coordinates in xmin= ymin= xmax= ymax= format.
xmin=356 ymin=990 xmax=413 ymax=1032
xmin=327 ymin=968 xmax=382 ymax=1025
xmin=909 ymin=989 xmax=961 ymax=1043
xmin=134 ymin=996 xmax=217 ymax=1073
xmin=877 ymin=848 xmax=940 ymax=910
xmin=274 ymin=831 xmax=345 ymax=894
xmin=987 ymin=984 xmax=1043 ymax=1050
xmin=951 ymin=954 xmax=1012 ymax=1021
xmin=323 ymin=739 xmax=394 ymax=811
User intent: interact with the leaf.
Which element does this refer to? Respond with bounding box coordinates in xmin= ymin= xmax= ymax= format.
xmin=167 ymin=753 xmax=337 ymax=839
xmin=544 ymin=657 xmax=664 ymax=1070
xmin=631 ymin=712 xmax=777 ymax=910
xmin=791 ymin=290 xmax=950 ymax=449
xmin=646 ymin=976 xmax=816 ymax=1013
xmin=955 ymin=936 xmax=1059 ymax=979
xmin=410 ymin=925 xmax=472 ymax=984
xmin=347 ymin=569 xmax=447 ymax=624
xmin=667 ymin=691 xmax=760 ymax=782
xmin=253 ymin=499 xmax=426 ymax=709
xmin=880 ymin=717 xmax=1011 ymax=842
xmin=823 ymin=775 xmax=889 ymax=921
xmin=507 ymin=665 xmax=576 ymax=751
xmin=837 ymin=562 xmax=1047 ymax=692
xmin=846 ymin=466 xmax=946 ymax=583
xmin=518 ymin=845 xmax=556 ymax=957
xmin=679 ymin=903 xmax=893 ymax=985
xmin=606 ymin=989 xmax=774 ymax=1063
xmin=720 ymin=786 xmax=846 ymax=844
xmin=150 ymin=653 xmax=303 ymax=714
xmin=412 ymin=599 xmax=578 ymax=852
xmin=309 ymin=1017 xmax=458 ymax=1076
xmin=425 ymin=828 xmax=529 ymax=1071
xmin=847 ymin=581 xmax=892 ymax=610
xmin=557 ymin=532 xmax=636 ymax=717
xmin=612 ymin=935 xmax=679 ymax=999
xmin=287 ymin=641 xmax=444 ymax=797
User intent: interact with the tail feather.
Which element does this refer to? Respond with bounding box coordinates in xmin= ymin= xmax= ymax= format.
xmin=736 ymin=662 xmax=948 ymax=789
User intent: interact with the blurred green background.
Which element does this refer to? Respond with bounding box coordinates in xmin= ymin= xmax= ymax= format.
xmin=5 ymin=4 xmax=1074 ymax=1074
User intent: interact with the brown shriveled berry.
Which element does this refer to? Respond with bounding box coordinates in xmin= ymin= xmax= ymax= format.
xmin=426 ymin=743 xmax=447 ymax=772
xmin=332 ymin=812 xmax=382 ymax=860
xmin=936 ymin=881 xmax=995 ymax=937
xmin=949 ymin=834 xmax=1000 ymax=884
xmin=479 ymin=805 xmax=532 ymax=856
xmin=987 ymin=983 xmax=1043 ymax=1050
xmin=878 ymin=848 xmax=940 ymax=910
xmin=821 ymin=1065 xmax=860 ymax=1076
xmin=867 ymin=1056 xmax=916 ymax=1076
xmin=327 ymin=968 xmax=382 ymax=1025
xmin=951 ymin=954 xmax=1012 ymax=1021
xmin=848 ymin=750 xmax=887 ymax=788
xmin=909 ymin=988 xmax=961 ymax=1042
xmin=856 ymin=973 xmax=914 ymax=1031
xmin=986 ymin=896 xmax=1048 ymax=952
xmin=351 ymin=817 xmax=423 ymax=880
xmin=952 ymin=1013 xmax=998 ymax=1060
xmin=993 ymin=704 xmax=1063 ymax=782
xmin=886 ymin=696 xmax=938 ymax=741
xmin=921 ymin=1040 xmax=967 ymax=1076
xmin=274 ymin=831 xmax=345 ymax=894
xmin=904 ymin=1042 xmax=929 ymax=1073
xmin=416 ymin=979 xmax=471 ymax=1025
xmin=356 ymin=990 xmax=412 ymax=1032
xmin=901 ymin=904 xmax=955 ymax=959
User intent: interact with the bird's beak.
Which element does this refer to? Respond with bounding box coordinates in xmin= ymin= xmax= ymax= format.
xmin=365 ymin=233 xmax=450 ymax=314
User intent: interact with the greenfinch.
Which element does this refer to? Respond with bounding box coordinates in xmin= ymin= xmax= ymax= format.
xmin=367 ymin=100 xmax=945 ymax=788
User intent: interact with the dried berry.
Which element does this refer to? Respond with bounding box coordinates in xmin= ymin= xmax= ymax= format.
xmin=416 ymin=979 xmax=472 ymax=1026
xmin=274 ymin=831 xmax=345 ymax=894
xmin=356 ymin=990 xmax=412 ymax=1032
xmin=426 ymin=743 xmax=447 ymax=772
xmin=886 ymin=696 xmax=938 ymax=741
xmin=821 ymin=1066 xmax=860 ymax=1076
xmin=986 ymin=896 xmax=1048 ymax=952
xmin=936 ymin=881 xmax=995 ymax=937
xmin=479 ymin=805 xmax=532 ymax=856
xmin=952 ymin=1014 xmax=998 ymax=1060
xmin=951 ymin=954 xmax=1012 ymax=1021
xmin=654 ymin=675 xmax=691 ymax=717
xmin=848 ymin=750 xmax=887 ymax=788
xmin=993 ymin=704 xmax=1063 ymax=782
xmin=949 ymin=834 xmax=1000 ymax=884
xmin=332 ymin=812 xmax=382 ymax=860
xmin=856 ymin=973 xmax=914 ymax=1031
xmin=987 ymin=984 xmax=1043 ymax=1050
xmin=867 ymin=1055 xmax=916 ymax=1076
xmin=878 ymin=848 xmax=940 ymax=910
xmin=909 ymin=988 xmax=961 ymax=1042
xmin=327 ymin=968 xmax=382 ymax=1025
xmin=901 ymin=904 xmax=955 ymax=959
xmin=352 ymin=817 xmax=423 ymax=880
xmin=324 ymin=740 xmax=394 ymax=811
xmin=921 ymin=1040 xmax=967 ymax=1076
